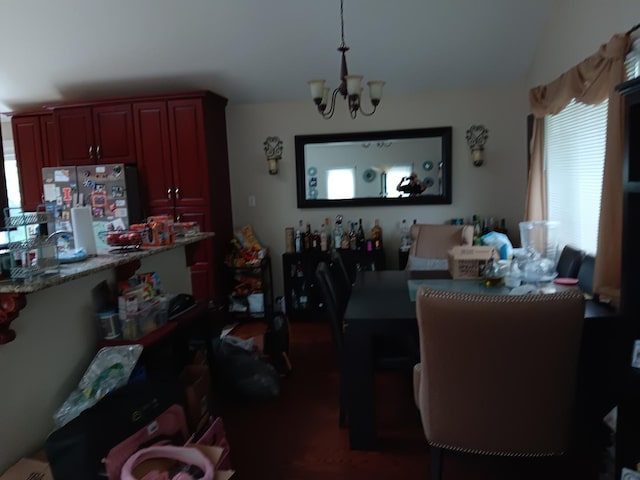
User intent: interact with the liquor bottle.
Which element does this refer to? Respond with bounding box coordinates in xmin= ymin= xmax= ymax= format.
xmin=341 ymin=224 xmax=350 ymax=250
xmin=303 ymin=223 xmax=312 ymax=251
xmin=356 ymin=218 xmax=366 ymax=250
xmin=371 ymin=219 xmax=383 ymax=250
xmin=295 ymin=220 xmax=303 ymax=253
xmin=320 ymin=222 xmax=328 ymax=252
xmin=296 ymin=261 xmax=309 ymax=310
xmin=400 ymin=219 xmax=410 ymax=252
xmin=324 ymin=218 xmax=332 ymax=251
xmin=312 ymin=228 xmax=321 ymax=251
xmin=349 ymin=222 xmax=357 ymax=250
xmin=334 ymin=215 xmax=344 ymax=250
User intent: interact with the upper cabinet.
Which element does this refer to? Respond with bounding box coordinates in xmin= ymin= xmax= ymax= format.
xmin=11 ymin=112 xmax=58 ymax=211
xmin=54 ymin=103 xmax=136 ymax=165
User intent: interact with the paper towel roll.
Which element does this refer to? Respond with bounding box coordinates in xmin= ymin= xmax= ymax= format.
xmin=71 ymin=207 xmax=97 ymax=255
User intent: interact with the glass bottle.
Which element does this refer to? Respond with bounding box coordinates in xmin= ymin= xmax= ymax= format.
xmin=349 ymin=222 xmax=357 ymax=250
xmin=295 ymin=220 xmax=303 ymax=253
xmin=356 ymin=218 xmax=366 ymax=250
xmin=296 ymin=261 xmax=308 ymax=310
xmin=320 ymin=221 xmax=328 ymax=252
xmin=303 ymin=223 xmax=312 ymax=251
xmin=312 ymin=228 xmax=321 ymax=251
xmin=400 ymin=219 xmax=410 ymax=252
xmin=334 ymin=215 xmax=344 ymax=250
xmin=371 ymin=219 xmax=383 ymax=250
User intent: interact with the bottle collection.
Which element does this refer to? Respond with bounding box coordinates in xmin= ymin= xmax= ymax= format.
xmin=286 ymin=215 xmax=384 ymax=254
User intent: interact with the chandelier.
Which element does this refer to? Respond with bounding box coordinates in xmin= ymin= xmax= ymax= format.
xmin=307 ymin=0 xmax=385 ymax=119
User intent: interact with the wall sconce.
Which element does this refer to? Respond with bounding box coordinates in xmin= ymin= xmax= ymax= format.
xmin=263 ymin=136 xmax=283 ymax=175
xmin=465 ymin=125 xmax=489 ymax=167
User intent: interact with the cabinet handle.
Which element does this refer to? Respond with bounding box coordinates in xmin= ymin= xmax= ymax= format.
xmin=96 ymin=145 xmax=101 ymax=160
xmin=167 ymin=188 xmax=173 ymax=200
xmin=88 ymin=145 xmax=94 ymax=160
xmin=177 ymin=214 xmax=183 ymax=222
xmin=175 ymin=188 xmax=180 ymax=200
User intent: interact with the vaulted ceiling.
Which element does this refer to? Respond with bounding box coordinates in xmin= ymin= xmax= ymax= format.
xmin=0 ymin=0 xmax=554 ymax=115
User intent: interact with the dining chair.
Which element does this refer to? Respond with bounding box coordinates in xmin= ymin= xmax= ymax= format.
xmin=556 ymin=244 xmax=585 ymax=278
xmin=315 ymin=261 xmax=349 ymax=427
xmin=315 ymin=261 xmax=419 ymax=428
xmin=577 ymin=254 xmax=595 ymax=296
xmin=413 ymin=287 xmax=585 ymax=480
xmin=329 ymin=250 xmax=353 ymax=315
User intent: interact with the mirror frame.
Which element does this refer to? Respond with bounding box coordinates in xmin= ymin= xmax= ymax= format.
xmin=294 ymin=127 xmax=452 ymax=208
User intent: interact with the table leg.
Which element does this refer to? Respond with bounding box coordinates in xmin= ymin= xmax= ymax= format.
xmin=345 ymin=323 xmax=376 ymax=450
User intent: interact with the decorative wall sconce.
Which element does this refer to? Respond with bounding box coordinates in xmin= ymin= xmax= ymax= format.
xmin=263 ymin=136 xmax=283 ymax=175
xmin=465 ymin=125 xmax=489 ymax=167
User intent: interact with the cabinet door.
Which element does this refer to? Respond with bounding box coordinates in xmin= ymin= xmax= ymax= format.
xmin=133 ymin=102 xmax=173 ymax=211
xmin=55 ymin=107 xmax=94 ymax=165
xmin=92 ymin=104 xmax=136 ymax=164
xmin=40 ymin=114 xmax=58 ymax=167
xmin=167 ymin=99 xmax=209 ymax=207
xmin=12 ymin=115 xmax=46 ymax=211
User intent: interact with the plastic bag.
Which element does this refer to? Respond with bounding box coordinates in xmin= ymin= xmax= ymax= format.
xmin=211 ymin=336 xmax=280 ymax=400
xmin=481 ymin=231 xmax=513 ymax=260
xmin=53 ymin=345 xmax=143 ymax=428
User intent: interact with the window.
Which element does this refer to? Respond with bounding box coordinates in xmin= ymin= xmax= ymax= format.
xmin=0 ymin=139 xmax=23 ymax=245
xmin=545 ymin=99 xmax=608 ymax=254
xmin=326 ymin=168 xmax=355 ymax=199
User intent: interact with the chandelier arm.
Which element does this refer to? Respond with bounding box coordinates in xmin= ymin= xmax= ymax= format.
xmin=358 ymin=101 xmax=377 ymax=117
xmin=321 ymin=88 xmax=341 ymax=119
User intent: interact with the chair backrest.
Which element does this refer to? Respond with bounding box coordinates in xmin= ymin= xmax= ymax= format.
xmin=555 ymin=245 xmax=585 ymax=278
xmin=577 ymin=254 xmax=595 ymax=295
xmin=415 ymin=287 xmax=585 ymax=456
xmin=406 ymin=224 xmax=473 ymax=270
xmin=329 ymin=250 xmax=352 ymax=313
xmin=315 ymin=261 xmax=344 ymax=360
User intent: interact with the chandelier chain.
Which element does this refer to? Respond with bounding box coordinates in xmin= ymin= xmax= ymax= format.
xmin=339 ymin=0 xmax=346 ymax=49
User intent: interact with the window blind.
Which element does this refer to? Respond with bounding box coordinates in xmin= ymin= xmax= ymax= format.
xmin=545 ymin=99 xmax=608 ymax=255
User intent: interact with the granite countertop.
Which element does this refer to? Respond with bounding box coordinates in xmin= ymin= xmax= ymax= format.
xmin=0 ymin=233 xmax=212 ymax=294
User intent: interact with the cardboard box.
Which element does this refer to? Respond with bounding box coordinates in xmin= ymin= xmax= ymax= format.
xmin=0 ymin=458 xmax=53 ymax=480
xmin=448 ymin=246 xmax=498 ymax=279
xmin=180 ymin=365 xmax=213 ymax=432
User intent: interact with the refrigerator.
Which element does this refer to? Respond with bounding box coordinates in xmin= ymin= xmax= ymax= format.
xmin=42 ymin=164 xmax=143 ymax=251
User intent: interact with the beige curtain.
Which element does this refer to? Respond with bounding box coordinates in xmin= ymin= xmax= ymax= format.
xmin=526 ymin=33 xmax=630 ymax=303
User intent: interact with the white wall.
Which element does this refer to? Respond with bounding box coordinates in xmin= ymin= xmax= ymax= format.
xmin=0 ymin=247 xmax=191 ymax=473
xmin=527 ymin=0 xmax=640 ymax=88
xmin=226 ymin=84 xmax=530 ymax=296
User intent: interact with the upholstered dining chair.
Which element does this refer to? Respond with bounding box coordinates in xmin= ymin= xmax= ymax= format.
xmin=556 ymin=245 xmax=585 ymax=278
xmin=413 ymin=287 xmax=585 ymax=480
xmin=329 ymin=250 xmax=353 ymax=315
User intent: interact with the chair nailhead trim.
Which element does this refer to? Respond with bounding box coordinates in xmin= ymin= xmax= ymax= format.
xmin=418 ymin=288 xmax=582 ymax=303
xmin=427 ymin=441 xmax=563 ymax=457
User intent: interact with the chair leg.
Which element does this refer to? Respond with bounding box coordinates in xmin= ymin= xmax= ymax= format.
xmin=429 ymin=446 xmax=443 ymax=480
xmin=339 ymin=373 xmax=348 ymax=428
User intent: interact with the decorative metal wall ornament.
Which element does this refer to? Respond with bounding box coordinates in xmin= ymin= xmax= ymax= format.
xmin=263 ymin=136 xmax=283 ymax=174
xmin=307 ymin=0 xmax=385 ymax=119
xmin=465 ymin=125 xmax=489 ymax=167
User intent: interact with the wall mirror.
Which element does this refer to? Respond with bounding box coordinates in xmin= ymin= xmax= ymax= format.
xmin=295 ymin=127 xmax=452 ymax=208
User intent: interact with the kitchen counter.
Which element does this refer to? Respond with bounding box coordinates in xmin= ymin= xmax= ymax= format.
xmin=0 ymin=233 xmax=212 ymax=294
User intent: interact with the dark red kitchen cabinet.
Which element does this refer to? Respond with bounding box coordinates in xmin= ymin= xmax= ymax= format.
xmin=40 ymin=114 xmax=59 ymax=167
xmin=11 ymin=113 xmax=56 ymax=211
xmin=167 ymin=99 xmax=209 ymax=208
xmin=55 ymin=104 xmax=135 ymax=166
xmin=55 ymin=107 xmax=94 ymax=165
xmin=133 ymin=101 xmax=173 ymax=213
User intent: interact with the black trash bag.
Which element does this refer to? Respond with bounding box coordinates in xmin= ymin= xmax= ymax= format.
xmin=211 ymin=336 xmax=281 ymax=401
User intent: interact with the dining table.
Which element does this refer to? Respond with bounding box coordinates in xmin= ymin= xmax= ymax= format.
xmin=342 ymin=269 xmax=622 ymax=451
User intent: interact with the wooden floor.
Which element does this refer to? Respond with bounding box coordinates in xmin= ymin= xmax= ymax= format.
xmin=217 ymin=321 xmax=604 ymax=480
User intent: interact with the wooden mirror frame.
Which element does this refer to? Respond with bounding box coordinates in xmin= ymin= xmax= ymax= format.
xmin=294 ymin=127 xmax=452 ymax=208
